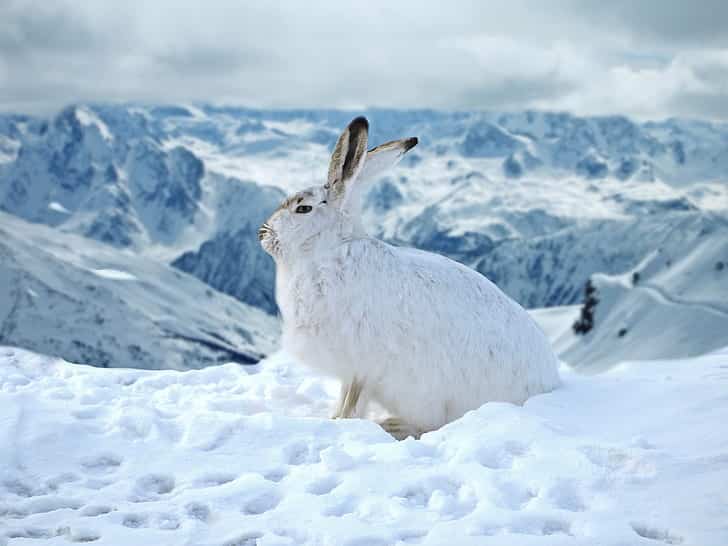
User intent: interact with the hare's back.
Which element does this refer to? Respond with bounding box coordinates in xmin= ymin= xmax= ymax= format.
xmin=350 ymin=241 xmax=535 ymax=340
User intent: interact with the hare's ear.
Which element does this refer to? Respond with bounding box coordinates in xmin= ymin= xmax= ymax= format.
xmin=327 ymin=116 xmax=369 ymax=204
xmin=359 ymin=137 xmax=418 ymax=182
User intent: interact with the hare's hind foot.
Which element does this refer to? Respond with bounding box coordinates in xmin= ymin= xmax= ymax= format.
xmin=378 ymin=417 xmax=423 ymax=441
xmin=331 ymin=377 xmax=365 ymax=419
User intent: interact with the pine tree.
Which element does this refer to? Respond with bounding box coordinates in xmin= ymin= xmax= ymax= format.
xmin=573 ymin=279 xmax=599 ymax=335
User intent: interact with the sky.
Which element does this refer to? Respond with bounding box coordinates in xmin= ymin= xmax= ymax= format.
xmin=1 ymin=0 xmax=728 ymax=120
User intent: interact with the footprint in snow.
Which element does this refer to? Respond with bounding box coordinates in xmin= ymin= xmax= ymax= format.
xmin=321 ymin=495 xmax=357 ymax=517
xmin=396 ymin=529 xmax=428 ymax=544
xmin=263 ymin=467 xmax=288 ymax=483
xmin=476 ymin=440 xmax=529 ymax=469
xmin=243 ymin=490 xmax=281 ymax=515
xmin=80 ymin=505 xmax=114 ymax=517
xmin=130 ymin=473 xmax=175 ymax=502
xmin=222 ymin=531 xmax=263 ymax=546
xmin=122 ymin=513 xmax=148 ymax=529
xmin=305 ymin=474 xmax=340 ymax=495
xmin=192 ymin=471 xmax=236 ymax=488
xmin=492 ymin=478 xmax=538 ymax=511
xmin=544 ymin=479 xmax=587 ymax=512
xmin=631 ymin=522 xmax=684 ymax=544
xmin=2 ymin=478 xmax=45 ymax=498
xmin=79 ymin=453 xmax=123 ymax=474
xmin=395 ymin=476 xmax=476 ymax=519
xmin=185 ymin=501 xmax=211 ymax=522
xmin=283 ymin=440 xmax=325 ymax=466
xmin=507 ymin=516 xmax=573 ymax=536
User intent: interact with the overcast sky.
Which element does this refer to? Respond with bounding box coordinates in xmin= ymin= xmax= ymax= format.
xmin=1 ymin=0 xmax=728 ymax=120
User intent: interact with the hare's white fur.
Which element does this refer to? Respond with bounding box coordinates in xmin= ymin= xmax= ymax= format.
xmin=260 ymin=117 xmax=560 ymax=435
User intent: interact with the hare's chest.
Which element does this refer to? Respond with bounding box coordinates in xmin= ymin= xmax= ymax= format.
xmin=276 ymin=264 xmax=346 ymax=333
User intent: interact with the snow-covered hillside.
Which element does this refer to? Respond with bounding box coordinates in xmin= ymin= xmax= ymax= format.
xmin=0 ymin=212 xmax=277 ymax=370
xmin=2 ymin=345 xmax=727 ymax=545
xmin=1 ymin=104 xmax=727 ymax=368
xmin=526 ymin=214 xmax=728 ymax=368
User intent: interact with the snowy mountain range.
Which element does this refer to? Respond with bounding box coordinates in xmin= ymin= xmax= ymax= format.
xmin=1 ymin=104 xmax=727 ymax=368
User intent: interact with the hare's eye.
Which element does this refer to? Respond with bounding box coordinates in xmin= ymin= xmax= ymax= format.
xmin=295 ymin=205 xmax=312 ymax=214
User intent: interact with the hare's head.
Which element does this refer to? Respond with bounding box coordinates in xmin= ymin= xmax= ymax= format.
xmin=259 ymin=116 xmax=417 ymax=261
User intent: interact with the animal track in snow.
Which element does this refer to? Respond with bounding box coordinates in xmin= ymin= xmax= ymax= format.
xmin=79 ymin=453 xmax=123 ymax=474
xmin=395 ymin=529 xmax=428 ymax=544
xmin=2 ymin=478 xmax=44 ymax=498
xmin=305 ymin=474 xmax=340 ymax=495
xmin=243 ymin=490 xmax=281 ymax=515
xmin=284 ymin=440 xmax=325 ymax=465
xmin=222 ymin=531 xmax=263 ymax=546
xmin=192 ymin=471 xmax=236 ymax=488
xmin=45 ymin=472 xmax=80 ymax=490
xmin=263 ymin=467 xmax=288 ymax=483
xmin=631 ymin=522 xmax=684 ymax=544
xmin=475 ymin=440 xmax=529 ymax=469
xmin=130 ymin=473 xmax=175 ymax=502
xmin=185 ymin=501 xmax=211 ymax=522
xmin=80 ymin=505 xmax=114 ymax=517
xmin=121 ymin=513 xmax=148 ymax=529
xmin=544 ymin=479 xmax=587 ymax=512
xmin=395 ymin=476 xmax=476 ymax=519
xmin=321 ymin=495 xmax=357 ymax=517
xmin=492 ymin=478 xmax=538 ymax=510
xmin=509 ymin=516 xmax=572 ymax=536
xmin=469 ymin=516 xmax=573 ymax=538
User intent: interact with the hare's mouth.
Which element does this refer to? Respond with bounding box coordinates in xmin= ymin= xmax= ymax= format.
xmin=258 ymin=223 xmax=279 ymax=255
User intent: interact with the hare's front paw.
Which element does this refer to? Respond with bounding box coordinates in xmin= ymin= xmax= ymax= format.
xmin=378 ymin=417 xmax=423 ymax=441
xmin=331 ymin=378 xmax=365 ymax=419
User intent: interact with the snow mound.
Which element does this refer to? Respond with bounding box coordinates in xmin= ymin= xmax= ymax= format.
xmin=2 ymin=346 xmax=727 ymax=545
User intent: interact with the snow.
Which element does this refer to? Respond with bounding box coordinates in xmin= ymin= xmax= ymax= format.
xmin=89 ymin=269 xmax=137 ymax=281
xmin=74 ymin=107 xmax=113 ymax=142
xmin=47 ymin=202 xmax=70 ymax=214
xmin=2 ymin=345 xmax=727 ymax=545
xmin=0 ymin=211 xmax=278 ymax=370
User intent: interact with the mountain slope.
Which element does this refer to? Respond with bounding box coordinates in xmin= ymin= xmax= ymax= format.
xmin=527 ymin=216 xmax=728 ymax=369
xmin=0 ymin=212 xmax=277 ymax=369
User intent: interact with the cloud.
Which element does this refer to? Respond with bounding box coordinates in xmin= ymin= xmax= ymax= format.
xmin=0 ymin=0 xmax=727 ymax=120
xmin=569 ymin=0 xmax=728 ymax=48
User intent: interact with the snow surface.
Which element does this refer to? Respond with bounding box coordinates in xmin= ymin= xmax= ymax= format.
xmin=2 ymin=345 xmax=727 ymax=546
xmin=89 ymin=269 xmax=137 ymax=281
xmin=47 ymin=203 xmax=70 ymax=215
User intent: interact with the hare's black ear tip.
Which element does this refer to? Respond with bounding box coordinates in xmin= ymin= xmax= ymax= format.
xmin=349 ymin=116 xmax=369 ymax=132
xmin=404 ymin=137 xmax=418 ymax=152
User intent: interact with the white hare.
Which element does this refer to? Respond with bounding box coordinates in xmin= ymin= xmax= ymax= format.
xmin=259 ymin=117 xmax=561 ymax=439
